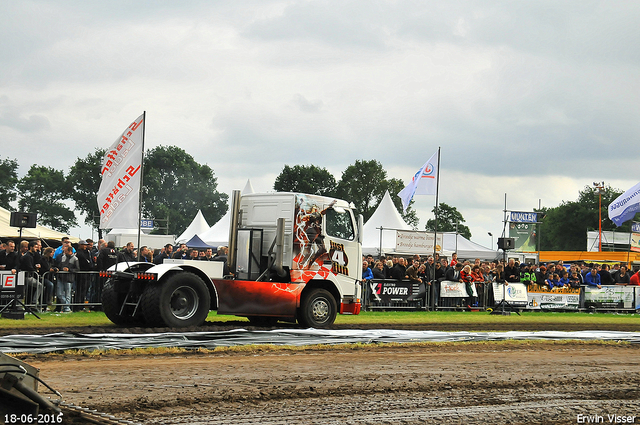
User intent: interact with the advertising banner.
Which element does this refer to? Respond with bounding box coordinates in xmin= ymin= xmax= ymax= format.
xmin=97 ymin=113 xmax=144 ymax=230
xmin=396 ymin=230 xmax=443 ymax=254
xmin=631 ymin=233 xmax=640 ymax=253
xmin=508 ymin=222 xmax=537 ymax=252
xmin=492 ymin=282 xmax=528 ymax=307
xmin=526 ymin=286 xmax=580 ymax=310
xmin=509 ymin=211 xmax=538 ymax=223
xmin=0 ymin=271 xmax=25 ymax=300
xmin=369 ymin=280 xmax=418 ymax=303
xmin=440 ymin=281 xmax=478 ymax=298
xmin=584 ymin=285 xmax=636 ymax=309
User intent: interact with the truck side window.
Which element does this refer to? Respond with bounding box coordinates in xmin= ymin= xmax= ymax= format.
xmin=325 ymin=208 xmax=355 ymax=241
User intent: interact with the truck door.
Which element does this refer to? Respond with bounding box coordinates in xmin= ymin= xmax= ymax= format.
xmin=323 ymin=205 xmax=360 ymax=283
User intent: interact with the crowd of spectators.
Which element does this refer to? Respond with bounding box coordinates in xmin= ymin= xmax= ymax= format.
xmin=0 ymin=237 xmax=229 ymax=313
xmin=360 ymin=253 xmax=640 ymax=308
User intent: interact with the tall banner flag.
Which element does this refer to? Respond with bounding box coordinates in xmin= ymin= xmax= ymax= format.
xmin=398 ymin=151 xmax=438 ymax=213
xmin=608 ymin=182 xmax=640 ymax=227
xmin=97 ymin=114 xmax=145 ymax=229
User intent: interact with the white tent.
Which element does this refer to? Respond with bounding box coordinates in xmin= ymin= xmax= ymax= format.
xmin=199 ymin=179 xmax=255 ymax=247
xmin=361 ymin=192 xmax=498 ymax=260
xmin=362 ymin=190 xmax=412 ymax=255
xmin=0 ymin=206 xmax=79 ymax=243
xmin=176 ymin=210 xmax=210 ymax=244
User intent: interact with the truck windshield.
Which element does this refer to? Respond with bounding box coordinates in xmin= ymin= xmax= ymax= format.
xmin=325 ymin=208 xmax=355 ymax=241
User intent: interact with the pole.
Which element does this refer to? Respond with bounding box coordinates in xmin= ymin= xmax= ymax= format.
xmin=432 ymin=147 xmax=441 ymax=262
xmin=136 ymin=111 xmax=146 ymax=261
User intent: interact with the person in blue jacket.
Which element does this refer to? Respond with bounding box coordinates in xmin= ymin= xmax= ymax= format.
xmin=362 ymin=259 xmax=373 ymax=282
xmin=584 ymin=267 xmax=602 ymax=289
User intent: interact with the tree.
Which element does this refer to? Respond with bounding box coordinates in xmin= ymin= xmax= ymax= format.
xmin=424 ymin=202 xmax=472 ymax=239
xmin=142 ymin=146 xmax=228 ymax=235
xmin=68 ymin=148 xmax=105 ymax=233
xmin=336 ymin=159 xmax=419 ymax=224
xmin=17 ymin=165 xmax=78 ymax=233
xmin=539 ymin=184 xmax=625 ymax=251
xmin=273 ymin=164 xmax=337 ymax=196
xmin=0 ymin=156 xmax=19 ymax=207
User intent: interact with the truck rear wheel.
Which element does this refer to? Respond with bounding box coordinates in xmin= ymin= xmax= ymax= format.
xmin=141 ymin=272 xmax=211 ymax=328
xmin=298 ymin=288 xmax=337 ymax=328
xmin=102 ymin=279 xmax=145 ymax=326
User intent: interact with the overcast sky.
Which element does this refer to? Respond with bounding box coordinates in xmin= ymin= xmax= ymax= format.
xmin=1 ymin=0 xmax=639 ymax=248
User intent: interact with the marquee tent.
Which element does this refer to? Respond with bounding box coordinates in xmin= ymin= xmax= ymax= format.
xmin=0 ymin=206 xmax=80 ymax=243
xmin=361 ymin=192 xmax=498 ymax=260
xmin=185 ymin=234 xmax=215 ymax=250
xmin=176 ymin=210 xmax=210 ymax=244
xmin=199 ymin=179 xmax=255 ymax=247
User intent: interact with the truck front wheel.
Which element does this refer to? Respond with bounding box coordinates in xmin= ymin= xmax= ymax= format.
xmin=141 ymin=272 xmax=211 ymax=328
xmin=102 ymin=279 xmax=145 ymax=326
xmin=298 ymin=288 xmax=337 ymax=328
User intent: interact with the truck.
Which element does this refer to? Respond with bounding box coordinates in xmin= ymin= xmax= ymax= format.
xmin=100 ymin=190 xmax=364 ymax=328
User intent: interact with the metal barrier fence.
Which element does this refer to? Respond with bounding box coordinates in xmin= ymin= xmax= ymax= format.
xmin=0 ymin=270 xmax=106 ymax=313
xmin=363 ymin=279 xmax=640 ymax=313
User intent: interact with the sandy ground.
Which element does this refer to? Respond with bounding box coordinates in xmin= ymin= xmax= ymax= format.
xmin=16 ymin=341 xmax=640 ymax=425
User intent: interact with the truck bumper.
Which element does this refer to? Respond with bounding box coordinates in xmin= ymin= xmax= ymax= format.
xmin=340 ymin=302 xmax=361 ymax=315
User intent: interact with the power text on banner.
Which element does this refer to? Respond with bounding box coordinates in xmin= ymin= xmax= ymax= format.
xmin=97 ymin=114 xmax=144 ymax=230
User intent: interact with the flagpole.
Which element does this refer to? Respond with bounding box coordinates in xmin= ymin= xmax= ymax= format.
xmin=136 ymin=111 xmax=146 ymax=261
xmin=432 ymin=147 xmax=441 ymax=265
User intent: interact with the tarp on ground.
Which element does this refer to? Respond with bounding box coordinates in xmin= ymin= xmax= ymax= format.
xmin=0 ymin=206 xmax=79 ymax=243
xmin=176 ymin=210 xmax=210 ymax=244
xmin=185 ymin=234 xmax=216 ymax=250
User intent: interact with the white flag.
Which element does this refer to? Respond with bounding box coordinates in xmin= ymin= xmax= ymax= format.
xmin=608 ymin=181 xmax=640 ymax=227
xmin=97 ymin=114 xmax=144 ymax=229
xmin=398 ymin=151 xmax=438 ymax=213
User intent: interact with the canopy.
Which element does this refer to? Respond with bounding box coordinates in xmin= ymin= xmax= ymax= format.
xmin=176 ymin=210 xmax=210 ymax=244
xmin=185 ymin=234 xmax=216 ymax=250
xmin=0 ymin=206 xmax=79 ymax=243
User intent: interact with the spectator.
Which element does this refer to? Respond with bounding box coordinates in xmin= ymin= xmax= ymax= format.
xmin=449 ymin=253 xmax=458 ymax=268
xmin=471 ymin=265 xmax=484 ymax=307
xmin=629 ymin=269 xmax=640 ymax=286
xmin=384 ymin=260 xmax=393 ymax=279
xmin=520 ymin=264 xmax=534 ymax=286
xmin=212 ymin=246 xmax=230 ymax=275
xmin=153 ymin=244 xmax=173 ymax=265
xmin=172 ymin=243 xmax=188 ymax=259
xmin=58 ymin=245 xmax=79 ymax=313
xmin=18 ymin=240 xmax=44 ymax=307
xmin=362 ymin=260 xmax=373 ymax=282
xmin=584 ymin=267 xmax=602 ymax=289
xmin=75 ymin=240 xmax=94 ymax=307
xmin=445 ymin=262 xmax=464 ymax=282
xmin=504 ymin=259 xmax=520 ymax=283
xmin=612 ymin=265 xmax=630 ymax=285
xmin=0 ymin=240 xmax=19 ymax=273
xmin=53 ymin=237 xmax=75 ymax=264
xmin=406 ymin=260 xmax=422 ymax=284
xmin=558 ymin=271 xmax=570 ymax=288
xmin=140 ymin=246 xmax=152 ymax=262
xmin=97 ymin=241 xmax=118 ymax=271
xmin=117 ymin=242 xmax=136 ymax=263
xmin=493 ymin=264 xmax=505 ymax=283
xmin=391 ymin=257 xmax=407 ymax=281
xmin=568 ymin=271 xmax=582 ymax=288
xmin=546 ymin=273 xmax=559 ymax=290
xmin=39 ymin=247 xmax=57 ymax=308
xmin=372 ymin=261 xmax=386 ymax=279
xmin=598 ymin=264 xmax=613 ymax=285
xmin=189 ymin=249 xmax=200 ymax=260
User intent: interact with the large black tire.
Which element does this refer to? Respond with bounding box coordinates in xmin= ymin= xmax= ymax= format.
xmin=141 ymin=272 xmax=211 ymax=328
xmin=102 ymin=279 xmax=145 ymax=326
xmin=298 ymin=288 xmax=337 ymax=328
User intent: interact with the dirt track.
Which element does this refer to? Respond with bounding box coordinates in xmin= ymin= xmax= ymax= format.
xmin=17 ymin=339 xmax=640 ymax=424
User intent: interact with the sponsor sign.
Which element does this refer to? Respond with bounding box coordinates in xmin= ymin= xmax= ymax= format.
xmin=509 ymin=211 xmax=538 ymax=223
xmin=631 ymin=233 xmax=640 ymax=253
xmin=0 ymin=271 xmax=25 ymax=299
xmin=632 ymin=222 xmax=640 ymax=233
xmin=527 ymin=285 xmax=580 ymax=310
xmin=140 ymin=219 xmax=154 ymax=229
xmin=370 ymin=280 xmax=417 ymax=303
xmin=584 ymin=285 xmax=635 ymax=309
xmin=508 ymin=222 xmax=537 ymax=252
xmin=492 ymin=282 xmax=528 ymax=307
xmin=440 ymin=280 xmax=478 ymax=298
xmin=395 ymin=230 xmax=443 ymax=254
